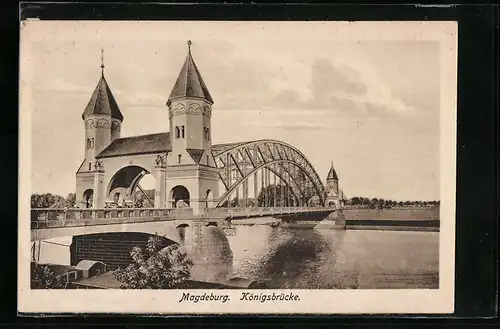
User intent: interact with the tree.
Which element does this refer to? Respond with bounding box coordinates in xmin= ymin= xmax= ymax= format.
xmin=65 ymin=193 xmax=76 ymax=208
xmin=230 ymin=196 xmax=240 ymax=207
xmin=257 ymin=184 xmax=295 ymax=207
xmin=113 ymin=235 xmax=193 ymax=289
xmin=31 ymin=193 xmax=64 ymax=208
xmin=134 ymin=195 xmax=146 ymax=208
xmin=350 ymin=197 xmax=362 ymax=205
xmin=31 ymin=263 xmax=68 ymax=289
xmin=133 ymin=189 xmax=155 ymax=208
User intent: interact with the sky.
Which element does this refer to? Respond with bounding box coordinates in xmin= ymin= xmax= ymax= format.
xmin=21 ymin=21 xmax=452 ymax=201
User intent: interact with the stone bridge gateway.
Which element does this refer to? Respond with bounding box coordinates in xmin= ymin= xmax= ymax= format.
xmin=75 ymin=40 xmax=344 ymax=215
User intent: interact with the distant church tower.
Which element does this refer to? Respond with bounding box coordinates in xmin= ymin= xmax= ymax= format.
xmin=165 ymin=41 xmax=219 ymax=215
xmin=76 ymin=50 xmax=123 ymax=208
xmin=325 ymin=162 xmax=343 ymax=208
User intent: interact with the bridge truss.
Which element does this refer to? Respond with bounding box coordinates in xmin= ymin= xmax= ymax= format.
xmin=212 ymin=140 xmax=327 ymax=207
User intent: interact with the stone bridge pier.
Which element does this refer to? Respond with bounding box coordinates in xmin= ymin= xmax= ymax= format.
xmin=33 ymin=217 xmax=235 ymax=285
xmin=180 ymin=220 xmax=233 ymax=284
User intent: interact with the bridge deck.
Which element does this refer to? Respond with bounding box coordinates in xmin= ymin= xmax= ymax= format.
xmin=30 ymin=207 xmax=336 ymax=233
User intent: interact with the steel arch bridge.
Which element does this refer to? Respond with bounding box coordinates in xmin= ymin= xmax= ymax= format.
xmin=211 ymin=139 xmax=327 ymax=208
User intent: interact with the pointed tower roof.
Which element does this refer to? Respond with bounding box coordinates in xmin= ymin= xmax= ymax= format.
xmin=167 ymin=40 xmax=214 ymax=105
xmin=327 ymin=162 xmax=339 ymax=180
xmin=82 ymin=50 xmax=123 ymax=121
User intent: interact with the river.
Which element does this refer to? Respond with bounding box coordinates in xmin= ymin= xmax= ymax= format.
xmin=35 ymin=224 xmax=439 ymax=289
xmin=225 ymin=226 xmax=439 ymax=289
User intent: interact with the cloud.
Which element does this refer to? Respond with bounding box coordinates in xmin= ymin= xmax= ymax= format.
xmin=119 ymin=90 xmax=166 ymax=107
xmin=241 ymin=121 xmax=333 ymax=131
xmin=33 ymin=77 xmax=90 ymax=95
xmin=310 ymin=58 xmax=367 ymax=97
xmin=266 ymin=58 xmax=416 ymax=118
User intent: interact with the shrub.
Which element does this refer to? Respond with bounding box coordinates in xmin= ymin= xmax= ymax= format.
xmin=31 ymin=263 xmax=68 ymax=289
xmin=113 ymin=235 xmax=193 ymax=289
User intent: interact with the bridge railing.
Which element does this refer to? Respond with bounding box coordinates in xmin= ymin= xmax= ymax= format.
xmin=30 ymin=206 xmax=337 ymax=229
xmin=30 ymin=208 xmax=180 ymax=229
xmin=222 ymin=206 xmax=335 ymax=218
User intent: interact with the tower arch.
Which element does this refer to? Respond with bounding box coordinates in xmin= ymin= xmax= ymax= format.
xmin=82 ymin=189 xmax=94 ymax=209
xmin=106 ymin=165 xmax=156 ymax=207
xmin=169 ymin=185 xmax=191 ymax=208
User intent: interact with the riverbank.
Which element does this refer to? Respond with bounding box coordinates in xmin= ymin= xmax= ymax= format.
xmin=279 ymin=208 xmax=440 ymax=232
xmin=343 ymin=208 xmax=440 ymax=232
xmin=222 ymin=209 xmax=440 ymax=231
xmin=345 ymin=220 xmax=439 ymax=232
xmin=343 ymin=208 xmax=439 ymax=220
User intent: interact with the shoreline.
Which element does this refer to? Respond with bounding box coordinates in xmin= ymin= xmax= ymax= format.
xmin=231 ymin=209 xmax=440 ymax=232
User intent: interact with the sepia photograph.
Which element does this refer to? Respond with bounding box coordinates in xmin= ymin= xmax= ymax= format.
xmin=18 ymin=20 xmax=457 ymax=314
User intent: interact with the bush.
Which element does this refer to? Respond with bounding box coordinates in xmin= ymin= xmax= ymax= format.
xmin=113 ymin=235 xmax=193 ymax=289
xmin=31 ymin=263 xmax=68 ymax=289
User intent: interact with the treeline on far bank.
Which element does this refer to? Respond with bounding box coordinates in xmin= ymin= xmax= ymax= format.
xmin=31 ymin=193 xmax=76 ymax=209
xmin=31 ymin=192 xmax=440 ymax=210
xmin=345 ymin=197 xmax=440 ymax=209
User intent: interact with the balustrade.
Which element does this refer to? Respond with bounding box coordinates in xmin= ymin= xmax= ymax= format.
xmin=31 ymin=205 xmax=335 ymax=230
xmin=30 ymin=207 xmax=175 ymax=229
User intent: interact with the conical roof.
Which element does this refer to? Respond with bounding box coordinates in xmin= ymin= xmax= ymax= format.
xmin=82 ymin=75 xmax=123 ymax=121
xmin=167 ymin=41 xmax=214 ymax=105
xmin=327 ymin=162 xmax=339 ymax=180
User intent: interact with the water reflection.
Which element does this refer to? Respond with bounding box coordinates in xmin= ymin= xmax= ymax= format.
xmin=35 ymin=224 xmax=439 ymax=289
xmin=226 ymin=226 xmax=439 ymax=289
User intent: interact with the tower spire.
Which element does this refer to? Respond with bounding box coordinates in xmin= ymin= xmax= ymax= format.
xmin=100 ymin=48 xmax=105 ymax=76
xmin=327 ymin=162 xmax=338 ymax=180
xmin=167 ymin=39 xmax=214 ymax=105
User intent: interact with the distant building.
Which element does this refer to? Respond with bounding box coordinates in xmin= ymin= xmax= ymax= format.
xmin=324 ymin=162 xmax=344 ymax=208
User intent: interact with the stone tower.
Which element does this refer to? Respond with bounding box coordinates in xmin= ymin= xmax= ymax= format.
xmin=165 ymin=41 xmax=219 ymax=215
xmin=326 ymin=162 xmax=339 ymax=194
xmin=76 ymin=50 xmax=123 ymax=208
xmin=325 ymin=162 xmax=341 ymax=207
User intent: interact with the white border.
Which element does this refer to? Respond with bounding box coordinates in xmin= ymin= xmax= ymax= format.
xmin=18 ymin=20 xmax=457 ymax=314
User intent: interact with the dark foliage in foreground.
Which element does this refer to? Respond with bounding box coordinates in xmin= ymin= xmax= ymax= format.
xmin=113 ymin=235 xmax=193 ymax=289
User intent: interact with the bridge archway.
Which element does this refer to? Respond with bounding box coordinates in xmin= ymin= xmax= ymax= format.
xmin=175 ymin=223 xmax=191 ymax=247
xmin=211 ymin=139 xmax=327 ymax=207
xmin=107 ymin=165 xmax=156 ymax=207
xmin=83 ymin=189 xmax=94 ymax=209
xmin=70 ymin=232 xmax=177 ymax=270
xmin=205 ymin=189 xmax=214 ymax=208
xmin=170 ymin=185 xmax=190 ymax=208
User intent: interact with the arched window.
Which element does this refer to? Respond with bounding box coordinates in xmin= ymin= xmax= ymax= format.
xmin=206 ymin=155 xmax=209 ymax=165
xmin=91 ymin=138 xmax=95 ymax=148
xmin=86 ymin=139 xmax=91 ymax=149
xmin=178 ymin=154 xmax=182 ymax=164
xmin=181 ymin=126 xmax=185 ymax=138
xmin=175 ymin=126 xmax=180 ymax=139
xmin=89 ymin=162 xmax=92 ymax=171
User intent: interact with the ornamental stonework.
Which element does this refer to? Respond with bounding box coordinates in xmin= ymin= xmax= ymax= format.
xmin=168 ymin=101 xmax=212 ymax=118
xmin=111 ymin=121 xmax=121 ymax=132
xmin=85 ymin=119 xmax=95 ymax=128
xmin=96 ymin=118 xmax=110 ymax=128
xmin=187 ymin=102 xmax=202 ymax=114
xmin=155 ymin=154 xmax=166 ymax=167
xmin=203 ymin=105 xmax=212 ymax=118
xmin=170 ymin=103 xmax=185 ymax=117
